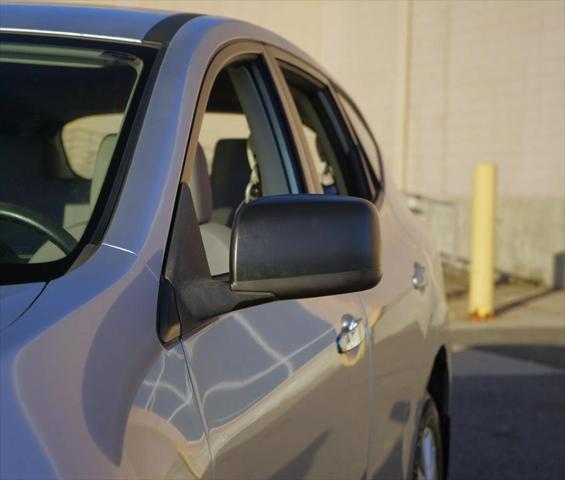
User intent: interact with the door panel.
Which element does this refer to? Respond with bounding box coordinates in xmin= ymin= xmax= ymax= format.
xmin=176 ymin=45 xmax=371 ymax=480
xmin=274 ymin=62 xmax=436 ymax=477
xmin=360 ymin=195 xmax=435 ymax=479
xmin=293 ymin=82 xmax=437 ymax=478
xmin=183 ymin=295 xmax=369 ymax=479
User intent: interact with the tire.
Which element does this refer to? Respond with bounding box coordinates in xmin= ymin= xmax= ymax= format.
xmin=412 ymin=394 xmax=444 ymax=480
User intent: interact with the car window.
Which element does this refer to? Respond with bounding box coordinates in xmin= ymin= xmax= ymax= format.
xmin=337 ymin=92 xmax=383 ymax=187
xmin=0 ymin=41 xmax=146 ymax=271
xmin=280 ymin=65 xmax=372 ymax=199
xmin=281 ymin=68 xmax=345 ymax=194
xmin=189 ymin=57 xmax=300 ymax=275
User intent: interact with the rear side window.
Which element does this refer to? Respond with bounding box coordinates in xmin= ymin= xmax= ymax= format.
xmin=280 ymin=65 xmax=372 ymax=199
xmin=281 ymin=68 xmax=346 ymax=195
xmin=338 ymin=93 xmax=383 ymax=187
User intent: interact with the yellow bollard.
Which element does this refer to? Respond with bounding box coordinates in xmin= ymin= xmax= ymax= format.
xmin=469 ymin=163 xmax=497 ymax=320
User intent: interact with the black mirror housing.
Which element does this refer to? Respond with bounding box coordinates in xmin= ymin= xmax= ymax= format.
xmin=230 ymin=194 xmax=382 ymax=298
xmin=158 ymin=187 xmax=381 ymax=346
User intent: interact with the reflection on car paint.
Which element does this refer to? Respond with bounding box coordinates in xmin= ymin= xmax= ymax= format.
xmin=184 ymin=296 xmax=372 ymax=479
xmin=124 ymin=344 xmax=211 ymax=479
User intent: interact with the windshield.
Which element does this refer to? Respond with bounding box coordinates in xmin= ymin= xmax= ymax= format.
xmin=0 ymin=40 xmax=147 ymax=280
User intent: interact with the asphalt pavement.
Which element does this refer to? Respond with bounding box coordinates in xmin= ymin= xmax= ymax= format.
xmin=448 ymin=290 xmax=565 ymax=480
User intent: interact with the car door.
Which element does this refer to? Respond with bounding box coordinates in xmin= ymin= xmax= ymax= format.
xmin=176 ymin=43 xmax=371 ymax=480
xmin=272 ymin=51 xmax=436 ymax=479
xmin=335 ymin=91 xmax=438 ymax=479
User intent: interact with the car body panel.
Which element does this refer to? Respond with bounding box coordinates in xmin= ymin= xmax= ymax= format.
xmin=0 ymin=282 xmax=45 ymax=329
xmin=0 ymin=5 xmax=450 ymax=480
xmin=183 ymin=294 xmax=370 ymax=479
xmin=359 ymin=179 xmax=440 ymax=479
xmin=270 ymin=48 xmax=449 ymax=478
xmin=0 ymin=243 xmax=212 ymax=479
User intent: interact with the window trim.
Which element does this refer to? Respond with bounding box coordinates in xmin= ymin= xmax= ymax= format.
xmin=264 ymin=47 xmax=324 ymax=194
xmin=0 ymin=33 xmax=161 ymax=285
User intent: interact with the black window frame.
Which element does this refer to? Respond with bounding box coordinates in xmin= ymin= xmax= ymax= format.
xmin=334 ymin=87 xmax=384 ymax=203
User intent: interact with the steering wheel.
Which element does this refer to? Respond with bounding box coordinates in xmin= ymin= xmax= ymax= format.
xmin=0 ymin=202 xmax=78 ymax=256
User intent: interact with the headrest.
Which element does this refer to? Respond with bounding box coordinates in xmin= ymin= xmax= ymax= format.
xmin=91 ymin=134 xmax=117 ymax=207
xmin=189 ymin=143 xmax=213 ymax=224
xmin=210 ymin=138 xmax=251 ymax=210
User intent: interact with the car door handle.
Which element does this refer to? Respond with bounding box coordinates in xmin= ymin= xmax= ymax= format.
xmin=411 ymin=262 xmax=426 ymax=291
xmin=337 ymin=314 xmax=365 ymax=354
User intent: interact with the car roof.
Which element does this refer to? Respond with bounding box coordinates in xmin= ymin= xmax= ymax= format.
xmin=0 ymin=3 xmax=336 ymax=102
xmin=0 ymin=4 xmax=334 ymax=122
xmin=0 ymin=3 xmax=175 ymax=42
xmin=0 ymin=4 xmax=321 ymax=64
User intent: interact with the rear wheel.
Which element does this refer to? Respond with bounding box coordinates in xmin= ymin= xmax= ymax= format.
xmin=413 ymin=394 xmax=444 ymax=480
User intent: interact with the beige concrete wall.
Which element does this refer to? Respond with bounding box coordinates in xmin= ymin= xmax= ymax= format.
xmin=15 ymin=0 xmax=565 ymax=283
xmin=403 ymin=0 xmax=564 ymax=284
xmin=407 ymin=0 xmax=564 ymax=198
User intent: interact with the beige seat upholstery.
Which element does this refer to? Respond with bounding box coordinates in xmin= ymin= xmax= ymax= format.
xmin=189 ymin=144 xmax=232 ymax=276
xmin=209 ymin=138 xmax=251 ymax=226
xmin=30 ymin=134 xmax=117 ymax=263
xmin=90 ymin=134 xmax=117 ymax=209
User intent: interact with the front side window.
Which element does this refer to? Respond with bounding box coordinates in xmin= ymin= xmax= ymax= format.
xmin=188 ymin=57 xmax=300 ymax=275
xmin=0 ymin=40 xmax=147 ymax=278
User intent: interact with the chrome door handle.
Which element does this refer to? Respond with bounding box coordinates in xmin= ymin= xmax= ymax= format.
xmin=337 ymin=314 xmax=365 ymax=354
xmin=411 ymin=262 xmax=426 ymax=291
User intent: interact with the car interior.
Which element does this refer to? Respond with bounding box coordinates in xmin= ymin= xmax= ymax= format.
xmin=189 ymin=62 xmax=292 ymax=276
xmin=0 ymin=43 xmax=141 ymax=265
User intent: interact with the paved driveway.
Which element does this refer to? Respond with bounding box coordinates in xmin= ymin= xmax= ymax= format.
xmin=448 ymin=291 xmax=565 ymax=479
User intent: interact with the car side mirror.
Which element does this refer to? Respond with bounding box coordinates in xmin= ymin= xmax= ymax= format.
xmin=230 ymin=194 xmax=381 ymax=298
xmin=158 ymin=185 xmax=382 ymax=345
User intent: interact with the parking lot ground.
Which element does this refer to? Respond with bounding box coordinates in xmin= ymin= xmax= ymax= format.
xmin=447 ymin=290 xmax=565 ymax=480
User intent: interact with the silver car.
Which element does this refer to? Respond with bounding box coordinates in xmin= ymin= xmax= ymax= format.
xmin=0 ymin=4 xmax=451 ymax=480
